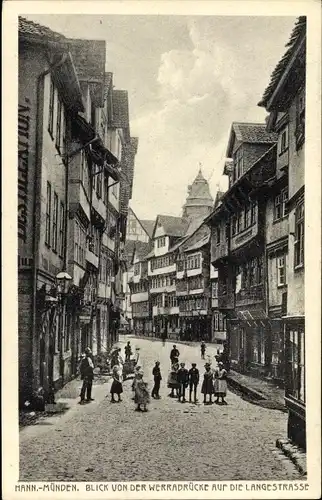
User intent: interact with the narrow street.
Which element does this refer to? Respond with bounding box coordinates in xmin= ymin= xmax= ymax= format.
xmin=19 ymin=336 xmax=300 ymax=482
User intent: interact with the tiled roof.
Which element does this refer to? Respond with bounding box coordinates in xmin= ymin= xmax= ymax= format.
xmin=140 ymin=220 xmax=155 ymax=238
xmin=19 ymin=16 xmax=66 ymax=41
xmin=103 ymin=72 xmax=113 ymax=101
xmin=68 ymin=38 xmax=106 ymax=82
xmin=112 ymin=90 xmax=130 ymax=130
xmin=157 ymin=215 xmax=189 ymax=237
xmin=232 ymin=122 xmax=278 ymax=144
xmin=183 ymin=233 xmax=210 ymax=253
xmin=258 ymin=17 xmax=306 ymax=108
xmin=134 ymin=241 xmax=151 ymax=261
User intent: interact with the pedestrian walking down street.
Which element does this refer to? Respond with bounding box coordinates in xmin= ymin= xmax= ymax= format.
xmin=170 ymin=344 xmax=180 ymax=365
xmin=167 ymin=362 xmax=180 ymax=398
xmin=110 ymin=365 xmax=123 ymax=403
xmin=214 ymin=362 xmax=228 ymax=405
xmin=201 ymin=363 xmax=214 ymax=405
xmin=200 ymin=341 xmax=206 ymax=360
xmin=124 ymin=341 xmax=132 ymax=362
xmin=188 ymin=363 xmax=200 ymax=403
xmin=151 ymin=361 xmax=162 ymax=399
xmin=134 ymin=373 xmax=150 ymax=412
xmin=177 ymin=362 xmax=189 ymax=402
xmin=79 ymin=347 xmax=95 ymax=404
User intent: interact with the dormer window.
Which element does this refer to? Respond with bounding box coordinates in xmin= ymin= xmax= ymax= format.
xmin=157 ymin=237 xmax=166 ymax=248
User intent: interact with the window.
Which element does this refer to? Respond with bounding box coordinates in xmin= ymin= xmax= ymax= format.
xmin=56 ymin=98 xmax=62 ymax=151
xmin=214 ymin=312 xmax=219 ymax=331
xmin=97 ymin=172 xmax=102 ymax=198
xmin=112 ymin=182 xmax=118 ymax=198
xmin=157 ymin=237 xmax=166 ymax=248
xmin=134 ymin=263 xmax=140 ymax=276
xmin=52 ymin=192 xmax=58 ymax=251
xmin=287 ymin=329 xmax=305 ymax=403
xmin=277 ymin=255 xmax=286 ymax=286
xmin=231 ymin=215 xmax=237 ymax=236
xmin=274 ymin=188 xmax=288 ymax=220
xmin=294 ymin=201 xmax=304 ymax=268
xmin=249 ymin=259 xmax=256 ymax=287
xmin=216 ymin=226 xmax=221 ymax=246
xmin=295 ymin=86 xmax=305 ymax=149
xmin=59 ymin=202 xmax=65 ymax=257
xmin=45 ymin=182 xmax=51 ymax=246
xmin=250 ymin=201 xmax=257 ymax=225
xmin=48 ymin=78 xmax=55 ymax=136
xmin=237 ymin=211 xmax=243 ymax=233
xmin=279 ymin=126 xmax=289 ymax=154
xmin=234 ymin=147 xmax=244 ymax=181
xmin=212 ymin=281 xmax=218 ymax=298
xmin=244 ymin=204 xmax=251 ymax=229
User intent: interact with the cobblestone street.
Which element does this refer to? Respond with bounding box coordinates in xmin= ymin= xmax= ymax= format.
xmin=20 ymin=336 xmax=301 ymax=482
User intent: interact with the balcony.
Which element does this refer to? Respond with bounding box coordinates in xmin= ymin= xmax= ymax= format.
xmin=86 ymin=248 xmax=99 ymax=269
xmin=152 ymin=305 xmax=179 ymax=316
xmin=69 ymin=180 xmax=91 ymax=222
xmin=92 ymin=192 xmax=106 ymax=222
xmin=211 ymin=239 xmax=229 ymax=264
xmin=235 ymin=284 xmax=264 ymax=306
xmin=231 ymin=223 xmax=259 ymax=253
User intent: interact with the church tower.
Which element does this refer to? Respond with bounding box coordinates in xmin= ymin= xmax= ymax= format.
xmin=182 ymin=167 xmax=214 ymax=220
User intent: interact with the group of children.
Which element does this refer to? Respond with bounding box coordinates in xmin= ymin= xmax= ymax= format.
xmin=167 ymin=359 xmax=228 ymax=405
xmin=108 ymin=342 xmax=228 ymax=411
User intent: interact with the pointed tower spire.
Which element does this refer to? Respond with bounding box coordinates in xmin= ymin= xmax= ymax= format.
xmin=182 ymin=164 xmax=214 ymax=219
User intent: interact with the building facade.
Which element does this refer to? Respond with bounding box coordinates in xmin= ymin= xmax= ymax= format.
xmin=126 ymin=207 xmax=154 ymax=243
xmin=18 ymin=17 xmax=136 ymax=406
xmin=206 ymin=122 xmax=278 ymax=376
xmin=129 ymin=242 xmax=152 ymax=334
xmin=176 ymin=223 xmax=212 ymax=341
xmin=258 ymin=16 xmax=306 ymax=449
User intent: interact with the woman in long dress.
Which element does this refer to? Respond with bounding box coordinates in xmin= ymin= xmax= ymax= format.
xmin=214 ymin=361 xmax=228 ymax=404
xmin=134 ymin=373 xmax=150 ymax=412
xmin=109 ymin=365 xmax=123 ymax=403
xmin=201 ymin=363 xmax=214 ymax=405
xmin=167 ymin=362 xmax=180 ymax=397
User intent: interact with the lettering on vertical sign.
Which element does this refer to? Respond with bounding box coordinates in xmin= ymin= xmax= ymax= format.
xmin=18 ymin=98 xmax=31 ymax=243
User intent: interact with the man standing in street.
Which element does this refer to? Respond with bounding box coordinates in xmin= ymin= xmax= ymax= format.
xmin=151 ymin=361 xmax=162 ymax=399
xmin=170 ymin=344 xmax=180 ymax=365
xmin=188 ymin=363 xmax=200 ymax=403
xmin=177 ymin=362 xmax=189 ymax=402
xmin=79 ymin=347 xmax=95 ymax=404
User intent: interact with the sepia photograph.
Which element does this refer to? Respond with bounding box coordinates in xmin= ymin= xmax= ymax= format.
xmin=3 ymin=1 xmax=321 ymax=496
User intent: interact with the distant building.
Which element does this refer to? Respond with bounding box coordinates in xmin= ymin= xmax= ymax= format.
xmin=126 ymin=207 xmax=154 ymax=243
xmin=129 ymin=242 xmax=152 ymax=334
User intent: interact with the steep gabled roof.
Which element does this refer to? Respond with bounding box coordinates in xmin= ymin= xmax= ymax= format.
xmin=68 ymin=38 xmax=106 ymax=83
xmin=258 ymin=17 xmax=306 ymax=109
xmin=140 ymin=220 xmax=155 ymax=239
xmin=19 ymin=16 xmax=66 ymax=42
xmin=226 ymin=122 xmax=278 ymax=157
xmin=183 ymin=233 xmax=210 ymax=253
xmin=156 ymin=215 xmax=189 ymax=238
xmin=133 ymin=241 xmax=151 ymax=263
xmin=112 ymin=90 xmax=130 ymax=129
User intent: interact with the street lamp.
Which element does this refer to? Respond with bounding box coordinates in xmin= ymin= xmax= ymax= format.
xmin=55 ymin=271 xmax=72 ymax=384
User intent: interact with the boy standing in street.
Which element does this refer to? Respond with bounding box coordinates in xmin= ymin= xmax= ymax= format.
xmin=188 ymin=363 xmax=200 ymax=403
xmin=177 ymin=362 xmax=189 ymax=402
xmin=151 ymin=361 xmax=162 ymax=399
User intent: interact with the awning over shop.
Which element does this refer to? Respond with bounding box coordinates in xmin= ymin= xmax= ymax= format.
xmin=236 ymin=309 xmax=268 ymax=327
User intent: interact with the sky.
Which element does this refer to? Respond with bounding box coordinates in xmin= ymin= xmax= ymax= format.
xmin=25 ymin=14 xmax=296 ymax=220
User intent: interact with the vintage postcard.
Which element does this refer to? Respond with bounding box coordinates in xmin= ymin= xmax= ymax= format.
xmin=2 ymin=0 xmax=321 ymax=499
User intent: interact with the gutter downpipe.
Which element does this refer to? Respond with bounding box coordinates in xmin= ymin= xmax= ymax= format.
xmin=31 ymin=52 xmax=68 ymax=399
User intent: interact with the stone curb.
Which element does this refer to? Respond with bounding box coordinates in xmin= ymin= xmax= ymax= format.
xmin=227 ymin=375 xmax=267 ymax=401
xmin=276 ymin=438 xmax=307 ymax=476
